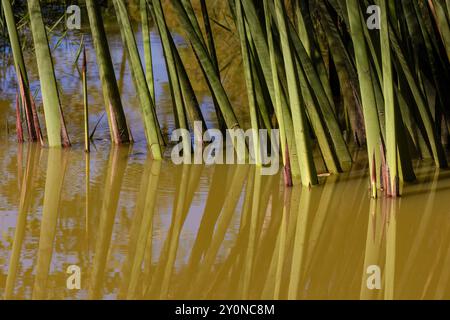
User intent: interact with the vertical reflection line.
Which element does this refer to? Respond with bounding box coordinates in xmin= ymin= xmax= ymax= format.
xmin=146 ymin=165 xmax=184 ymax=297
xmin=287 ymin=187 xmax=312 ymax=300
xmin=159 ymin=165 xmax=190 ymax=298
xmin=395 ymin=168 xmax=438 ymax=297
xmin=273 ymin=188 xmax=290 ymax=299
xmin=32 ymin=148 xmax=67 ymax=300
xmin=85 ymin=152 xmax=90 ymax=252
xmin=384 ymin=199 xmax=397 ymax=300
xmin=261 ymin=186 xmax=290 ymax=300
xmin=194 ymin=165 xmax=248 ymax=298
xmin=118 ymin=156 xmax=153 ymax=299
xmin=252 ymin=180 xmax=283 ymax=298
xmin=5 ymin=144 xmax=39 ymax=299
xmin=127 ymin=160 xmax=161 ymax=300
xmin=17 ymin=143 xmax=23 ymax=190
xmin=201 ymin=166 xmax=252 ymax=299
xmin=88 ymin=146 xmax=129 ymax=299
xmin=241 ymin=167 xmax=261 ymax=299
xmin=360 ymin=199 xmax=382 ymax=300
xmin=304 ymin=175 xmax=338 ymax=273
xmin=180 ymin=165 xmax=230 ymax=295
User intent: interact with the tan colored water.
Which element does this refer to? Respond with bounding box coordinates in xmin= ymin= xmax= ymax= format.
xmin=0 ymin=143 xmax=449 ymax=300
xmin=1 ymin=12 xmax=450 ymax=301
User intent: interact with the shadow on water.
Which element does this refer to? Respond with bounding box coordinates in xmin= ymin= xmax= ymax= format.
xmin=1 ymin=144 xmax=450 ymax=299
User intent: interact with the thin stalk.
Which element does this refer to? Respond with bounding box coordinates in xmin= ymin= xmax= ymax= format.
xmin=236 ymin=0 xmax=261 ymax=166
xmin=82 ymin=47 xmax=90 ymax=153
xmin=15 ymin=93 xmax=23 ymax=143
xmin=141 ymin=0 xmax=155 ymax=105
xmin=168 ymin=36 xmax=208 ymax=132
xmin=295 ymin=57 xmax=341 ymax=174
xmin=180 ymin=0 xmax=208 ymax=49
xmin=381 ymin=0 xmax=398 ymax=197
xmin=245 ymin=40 xmax=273 ymax=133
xmin=150 ymin=0 xmax=187 ymax=130
xmin=199 ymin=0 xmax=227 ymax=133
xmin=170 ymin=0 xmax=245 ymax=159
xmin=167 ymin=35 xmax=208 ymax=131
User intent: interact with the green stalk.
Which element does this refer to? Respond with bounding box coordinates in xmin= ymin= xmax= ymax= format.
xmin=412 ymin=0 xmax=449 ymax=133
xmin=112 ymin=0 xmax=162 ymax=159
xmin=82 ymin=47 xmax=90 ymax=153
xmin=264 ymin=0 xmax=292 ymax=185
xmin=286 ymin=18 xmax=352 ymax=171
xmin=347 ymin=0 xmax=382 ymax=197
xmin=169 ymin=37 xmax=208 ymax=132
xmin=28 ymin=0 xmax=70 ymax=147
xmin=200 ymin=0 xmax=219 ymax=70
xmin=295 ymin=58 xmax=340 ymax=174
xmin=180 ymin=0 xmax=207 ymax=48
xmin=141 ymin=0 xmax=155 ymax=105
xmin=274 ymin=0 xmax=318 ymax=187
xmin=317 ymin=0 xmax=365 ymax=144
xmin=236 ymin=0 xmax=261 ymax=166
xmin=239 ymin=0 xmax=300 ymax=179
xmin=170 ymin=0 xmax=241 ymax=132
xmin=151 ymin=0 xmax=193 ymax=162
xmin=85 ymin=0 xmax=131 ymax=144
xmin=245 ymin=40 xmax=274 ymax=133
xmin=390 ymin=26 xmax=448 ymax=168
xmin=151 ymin=0 xmax=189 ymax=161
xmin=357 ymin=0 xmax=418 ymax=181
xmin=380 ymin=0 xmax=398 ymax=197
xmin=294 ymin=0 xmax=334 ymax=108
xmin=15 ymin=94 xmax=24 ymax=142
xmin=199 ymin=0 xmax=227 ymax=132
xmin=272 ymin=2 xmax=341 ymax=173
xmin=293 ymin=0 xmax=310 ymax=53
